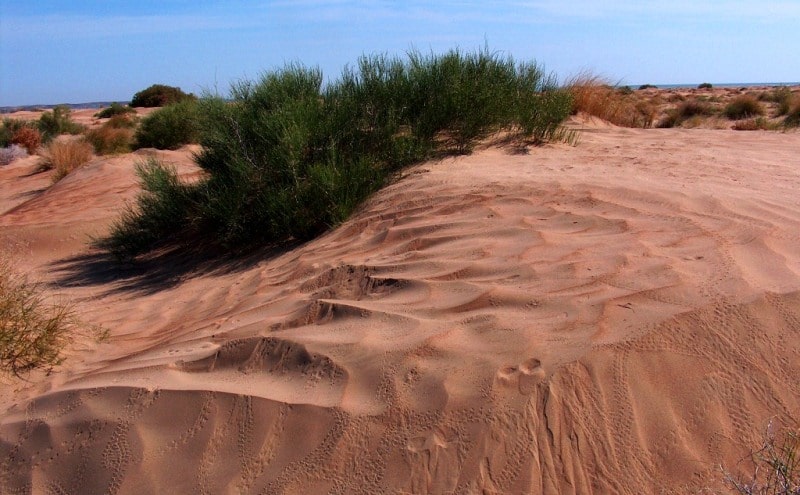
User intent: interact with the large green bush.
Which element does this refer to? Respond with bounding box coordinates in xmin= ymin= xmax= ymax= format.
xmin=102 ymin=49 xmax=573 ymax=259
xmin=130 ymin=84 xmax=195 ymax=107
xmin=134 ymin=100 xmax=199 ymax=150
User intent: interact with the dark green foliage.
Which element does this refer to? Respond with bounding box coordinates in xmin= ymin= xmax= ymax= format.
xmin=95 ymin=103 xmax=136 ymax=118
xmin=134 ymin=100 xmax=199 ymax=150
xmin=103 ymin=49 xmax=574 ymax=259
xmin=99 ymin=159 xmax=199 ymax=258
xmin=724 ymin=95 xmax=765 ymax=120
xmin=130 ymin=84 xmax=195 ymax=107
xmin=638 ymin=84 xmax=657 ymax=90
xmin=37 ymin=105 xmax=85 ymax=142
xmin=698 ymin=82 xmax=713 ymax=89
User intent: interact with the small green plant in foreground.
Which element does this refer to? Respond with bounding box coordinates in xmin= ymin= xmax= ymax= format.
xmin=102 ymin=48 xmax=575 ymax=259
xmin=723 ymin=422 xmax=800 ymax=495
xmin=0 ymin=262 xmax=74 ymax=375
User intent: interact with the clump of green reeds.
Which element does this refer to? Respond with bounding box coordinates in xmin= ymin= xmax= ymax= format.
xmin=100 ymin=48 xmax=575 ymax=259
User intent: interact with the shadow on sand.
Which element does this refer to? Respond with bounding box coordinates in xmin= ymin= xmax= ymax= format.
xmin=48 ymin=242 xmax=301 ymax=297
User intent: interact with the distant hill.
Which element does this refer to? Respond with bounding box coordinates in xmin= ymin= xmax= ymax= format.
xmin=0 ymin=102 xmax=126 ymax=113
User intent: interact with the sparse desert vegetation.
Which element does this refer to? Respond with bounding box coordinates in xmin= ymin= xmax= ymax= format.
xmin=133 ymin=100 xmax=199 ymax=150
xmin=724 ymin=423 xmax=800 ymax=495
xmin=0 ymin=262 xmax=74 ymax=375
xmin=94 ymin=102 xmax=136 ymax=119
xmin=40 ymin=137 xmax=94 ymax=182
xmin=85 ymin=114 xmax=137 ymax=154
xmin=37 ymin=105 xmax=85 ymax=142
xmin=724 ymin=95 xmax=766 ymax=120
xmin=567 ymin=73 xmax=656 ymax=127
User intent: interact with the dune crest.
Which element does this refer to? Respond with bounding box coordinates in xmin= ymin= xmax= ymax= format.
xmin=1 ymin=124 xmax=800 ymax=493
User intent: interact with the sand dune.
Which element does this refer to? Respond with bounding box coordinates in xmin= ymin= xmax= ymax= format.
xmin=1 ymin=120 xmax=799 ymax=493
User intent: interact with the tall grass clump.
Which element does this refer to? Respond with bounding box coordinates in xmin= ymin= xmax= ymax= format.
xmin=0 ymin=261 xmax=73 ymax=375
xmin=724 ymin=95 xmax=765 ymax=120
xmin=38 ymin=105 xmax=85 ymax=143
xmin=102 ymin=48 xmax=574 ymax=259
xmin=40 ymin=138 xmax=94 ymax=182
xmin=724 ymin=422 xmax=800 ymax=495
xmin=134 ymin=100 xmax=199 ymax=150
xmin=568 ymin=73 xmax=655 ymax=128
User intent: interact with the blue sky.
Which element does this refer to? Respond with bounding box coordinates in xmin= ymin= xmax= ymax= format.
xmin=1 ymin=1 xmax=798 ymax=106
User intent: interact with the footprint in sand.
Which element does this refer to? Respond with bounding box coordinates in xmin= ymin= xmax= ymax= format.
xmin=495 ymin=358 xmax=545 ymax=395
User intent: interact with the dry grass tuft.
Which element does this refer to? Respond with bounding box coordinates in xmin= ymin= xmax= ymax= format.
xmin=85 ymin=123 xmax=135 ymax=155
xmin=724 ymin=421 xmax=800 ymax=495
xmin=567 ymin=73 xmax=655 ymax=128
xmin=40 ymin=138 xmax=94 ymax=183
xmin=0 ymin=262 xmax=73 ymax=375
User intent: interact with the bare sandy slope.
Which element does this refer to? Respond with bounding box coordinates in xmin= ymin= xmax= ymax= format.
xmin=1 ymin=122 xmax=799 ymax=494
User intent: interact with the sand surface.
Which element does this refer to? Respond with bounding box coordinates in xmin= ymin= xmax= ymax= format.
xmin=1 ymin=119 xmax=799 ymax=493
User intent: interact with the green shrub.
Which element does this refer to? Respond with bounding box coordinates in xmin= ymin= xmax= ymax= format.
xmin=102 ymin=49 xmax=574 ymax=259
xmin=130 ymin=84 xmax=195 ymax=107
xmin=38 ymin=105 xmax=85 ymax=142
xmin=638 ymin=84 xmax=657 ymax=90
xmin=724 ymin=95 xmax=765 ymax=120
xmin=698 ymin=82 xmax=713 ymax=89
xmin=134 ymin=100 xmax=199 ymax=150
xmin=95 ymin=102 xmax=136 ymax=118
xmin=86 ymin=125 xmax=135 ymax=155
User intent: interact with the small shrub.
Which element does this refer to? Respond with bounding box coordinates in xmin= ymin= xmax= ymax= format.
xmin=732 ymin=118 xmax=772 ymax=131
xmin=784 ymin=101 xmax=800 ymax=127
xmin=85 ymin=124 xmax=135 ymax=155
xmin=134 ymin=100 xmax=199 ymax=150
xmin=40 ymin=138 xmax=94 ymax=182
xmin=0 ymin=262 xmax=73 ymax=375
xmin=1 ymin=119 xmax=34 ymax=148
xmin=657 ymin=99 xmax=714 ymax=128
xmin=38 ymin=105 xmax=85 ymax=142
xmin=638 ymin=84 xmax=658 ymax=90
xmin=130 ymin=84 xmax=195 ymax=107
xmin=0 ymin=144 xmax=28 ymax=166
xmin=105 ymin=113 xmax=138 ymax=129
xmin=725 ymin=95 xmax=765 ymax=120
xmin=11 ymin=126 xmax=42 ymax=154
xmin=617 ymin=85 xmax=633 ymax=95
xmin=95 ymin=102 xmax=136 ymax=118
xmin=723 ymin=422 xmax=800 ymax=495
xmin=698 ymin=82 xmax=713 ymax=89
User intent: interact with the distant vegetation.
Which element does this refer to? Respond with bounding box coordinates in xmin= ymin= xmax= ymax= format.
xmin=95 ymin=102 xmax=136 ymax=119
xmin=100 ymin=48 xmax=575 ymax=259
xmin=130 ymin=84 xmax=195 ymax=107
xmin=698 ymin=82 xmax=713 ymax=89
xmin=724 ymin=95 xmax=765 ymax=120
xmin=134 ymin=100 xmax=199 ymax=150
xmin=86 ymin=114 xmax=137 ymax=154
xmin=658 ymin=100 xmax=715 ymax=128
xmin=37 ymin=105 xmax=85 ymax=142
